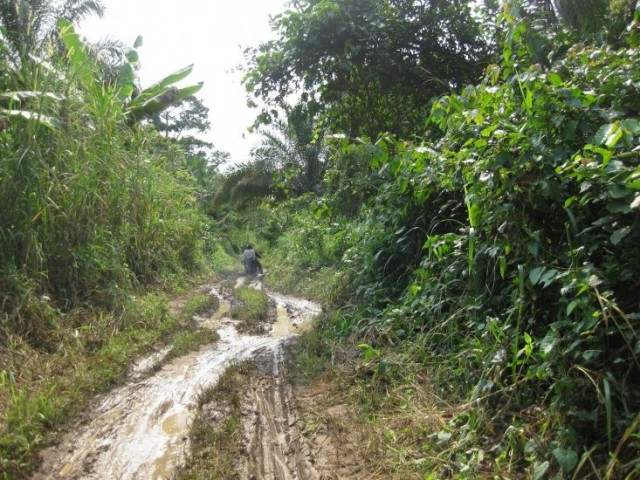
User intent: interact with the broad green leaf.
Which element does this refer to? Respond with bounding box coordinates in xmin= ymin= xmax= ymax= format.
xmin=604 ymin=122 xmax=623 ymax=148
xmin=1 ymin=109 xmax=60 ymax=129
xmin=540 ymin=268 xmax=558 ymax=288
xmin=467 ymin=202 xmax=481 ymax=227
xmin=125 ymin=50 xmax=139 ymax=64
xmin=0 ymin=91 xmax=64 ymax=102
xmin=610 ymin=226 xmax=631 ymax=245
xmin=621 ymin=119 xmax=640 ymax=135
xmin=539 ymin=331 xmax=557 ymax=355
xmin=59 ymin=20 xmax=98 ymax=94
xmin=529 ymin=267 xmax=544 ymax=285
xmin=481 ymin=125 xmax=498 ymax=137
xmin=533 ymin=461 xmax=550 ymax=480
xmin=567 ymin=299 xmax=580 ymax=316
xmin=630 ymin=195 xmax=640 ymax=209
xmin=594 ymin=123 xmax=611 ymax=145
xmin=608 ymin=184 xmax=631 ymax=199
xmin=547 ymin=72 xmax=563 ymax=86
xmin=134 ymin=64 xmax=196 ymax=104
xmin=553 ymin=447 xmax=578 ymax=472
xmin=607 ymin=200 xmax=631 ymax=214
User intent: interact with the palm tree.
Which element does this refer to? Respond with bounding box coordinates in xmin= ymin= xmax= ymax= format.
xmin=527 ymin=0 xmax=630 ymax=34
xmin=0 ymin=0 xmax=104 ymax=67
xmin=252 ymin=102 xmax=326 ymax=196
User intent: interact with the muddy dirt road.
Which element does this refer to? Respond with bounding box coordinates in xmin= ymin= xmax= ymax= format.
xmin=33 ymin=278 xmax=325 ymax=479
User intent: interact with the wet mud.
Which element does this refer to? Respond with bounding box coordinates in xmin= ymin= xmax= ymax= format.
xmin=33 ymin=279 xmax=322 ymax=479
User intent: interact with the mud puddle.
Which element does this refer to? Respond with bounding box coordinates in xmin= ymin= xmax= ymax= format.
xmin=34 ymin=281 xmax=321 ymax=479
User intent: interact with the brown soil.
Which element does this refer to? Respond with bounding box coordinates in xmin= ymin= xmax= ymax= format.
xmin=31 ymin=277 xmax=382 ymax=479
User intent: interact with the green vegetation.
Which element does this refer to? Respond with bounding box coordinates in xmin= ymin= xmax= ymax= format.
xmin=231 ymin=286 xmax=271 ymax=332
xmin=182 ymin=294 xmax=220 ymax=320
xmin=0 ymin=294 xmax=178 ymax=476
xmin=215 ymin=0 xmax=640 ymax=477
xmin=2 ymin=0 xmax=640 ymax=478
xmin=0 ymin=2 xmax=223 ymax=477
xmin=175 ymin=363 xmax=250 ymax=480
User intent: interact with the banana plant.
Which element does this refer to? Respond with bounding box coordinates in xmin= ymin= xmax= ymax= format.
xmin=0 ymin=90 xmax=63 ymax=129
xmin=58 ymin=19 xmax=202 ymax=125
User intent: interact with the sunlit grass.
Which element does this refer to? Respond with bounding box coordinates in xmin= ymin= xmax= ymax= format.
xmin=182 ymin=294 xmax=220 ymax=320
xmin=231 ymin=287 xmax=270 ymax=332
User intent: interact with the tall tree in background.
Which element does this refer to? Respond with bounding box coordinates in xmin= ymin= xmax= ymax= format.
xmin=253 ymin=101 xmax=325 ymax=195
xmin=149 ymin=96 xmax=228 ymax=205
xmin=244 ymin=0 xmax=493 ymax=139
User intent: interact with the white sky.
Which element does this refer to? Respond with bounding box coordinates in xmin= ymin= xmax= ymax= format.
xmin=78 ymin=0 xmax=288 ymax=166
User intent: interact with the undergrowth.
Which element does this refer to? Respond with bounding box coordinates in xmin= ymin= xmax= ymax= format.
xmin=175 ymin=362 xmax=251 ymax=479
xmin=0 ymin=294 xmax=176 ymax=477
xmin=217 ymin=5 xmax=640 ymax=478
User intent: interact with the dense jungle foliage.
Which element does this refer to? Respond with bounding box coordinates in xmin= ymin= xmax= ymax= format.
xmin=1 ymin=0 xmax=639 ymax=478
xmin=0 ymin=1 xmax=219 ymax=475
xmin=215 ymin=0 xmax=640 ymax=477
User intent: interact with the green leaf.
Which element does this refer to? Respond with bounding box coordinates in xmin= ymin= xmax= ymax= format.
xmin=548 ymin=72 xmax=563 ymax=86
xmin=567 ymin=299 xmax=580 ymax=316
xmin=134 ymin=64 xmax=196 ymax=104
xmin=0 ymin=91 xmax=64 ymax=102
xmin=533 ymin=460 xmax=550 ymax=480
xmin=527 ymin=241 xmax=539 ymax=258
xmin=608 ymin=184 xmax=631 ymax=199
xmin=553 ymin=447 xmax=578 ymax=472
xmin=539 ymin=331 xmax=557 ymax=355
xmin=529 ymin=267 xmax=544 ymax=285
xmin=621 ymin=119 xmax=640 ymax=135
xmin=604 ymin=122 xmax=623 ymax=148
xmin=1 ymin=109 xmax=60 ymax=129
xmin=610 ymin=226 xmax=631 ymax=245
xmin=540 ymin=268 xmax=558 ymax=288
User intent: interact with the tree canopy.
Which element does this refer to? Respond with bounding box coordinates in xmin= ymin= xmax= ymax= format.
xmin=244 ymin=0 xmax=494 ymax=138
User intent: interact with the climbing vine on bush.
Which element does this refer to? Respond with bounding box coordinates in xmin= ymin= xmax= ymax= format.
xmin=331 ymin=5 xmax=640 ymax=478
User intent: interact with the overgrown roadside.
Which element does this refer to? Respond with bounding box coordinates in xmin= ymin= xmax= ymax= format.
xmin=0 ymin=276 xmax=219 ymax=478
xmin=31 ymin=275 xmax=387 ymax=479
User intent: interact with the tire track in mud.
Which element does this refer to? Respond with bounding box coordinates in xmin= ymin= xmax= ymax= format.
xmin=32 ymin=279 xmax=322 ymax=480
xmin=238 ymin=346 xmax=318 ymax=480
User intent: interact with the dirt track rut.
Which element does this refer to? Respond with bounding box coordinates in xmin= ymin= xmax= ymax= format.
xmin=32 ymin=278 xmax=322 ymax=479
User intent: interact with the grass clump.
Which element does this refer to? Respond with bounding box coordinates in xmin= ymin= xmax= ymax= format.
xmin=165 ymin=328 xmax=220 ymax=362
xmin=231 ymin=287 xmax=270 ymax=333
xmin=176 ymin=363 xmax=252 ymax=479
xmin=182 ymin=294 xmax=220 ymax=320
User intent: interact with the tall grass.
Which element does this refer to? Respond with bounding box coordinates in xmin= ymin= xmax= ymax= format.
xmin=0 ymin=23 xmax=210 ymax=478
